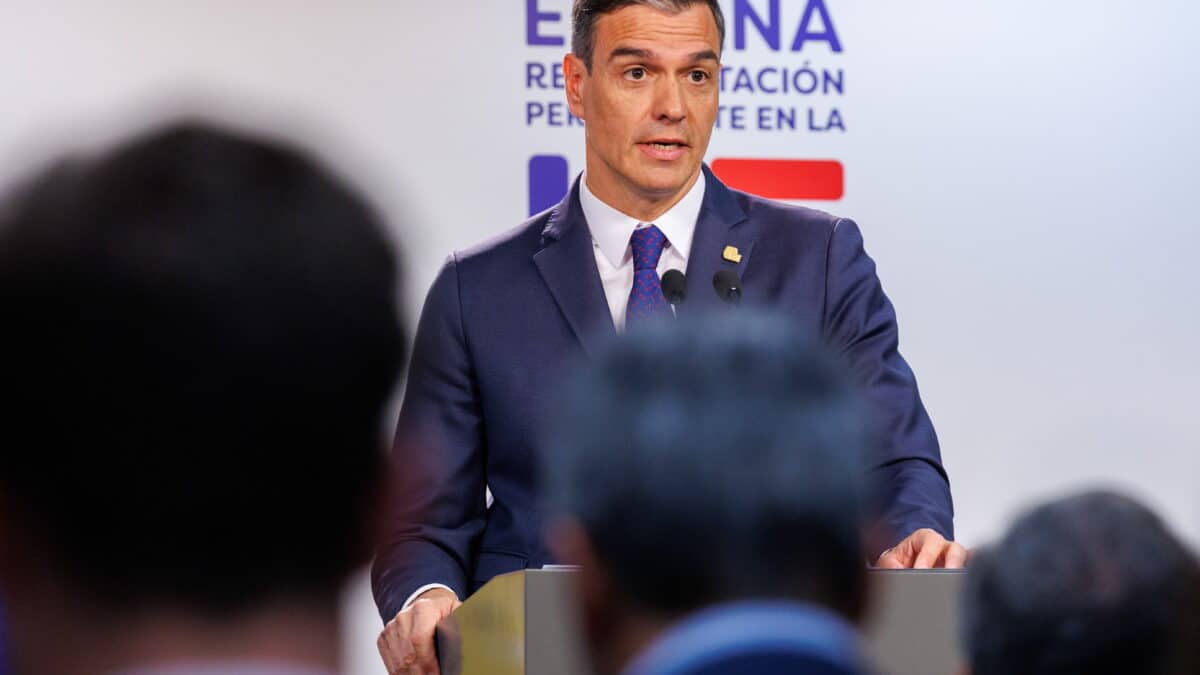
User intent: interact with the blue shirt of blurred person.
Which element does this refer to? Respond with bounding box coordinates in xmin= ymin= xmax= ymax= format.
xmin=622 ymin=601 xmax=867 ymax=675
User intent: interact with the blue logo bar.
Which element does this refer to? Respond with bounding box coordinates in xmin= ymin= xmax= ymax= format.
xmin=528 ymin=155 xmax=569 ymax=216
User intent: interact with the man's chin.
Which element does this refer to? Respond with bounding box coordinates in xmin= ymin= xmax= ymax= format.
xmin=629 ymin=164 xmax=701 ymax=199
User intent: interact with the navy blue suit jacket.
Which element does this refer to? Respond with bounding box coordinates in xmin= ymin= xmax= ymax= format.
xmin=372 ymin=167 xmax=952 ymax=619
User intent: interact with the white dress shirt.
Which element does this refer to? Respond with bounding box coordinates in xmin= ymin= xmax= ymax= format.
xmin=580 ymin=171 xmax=705 ymax=330
xmin=400 ymin=172 xmax=708 ymax=611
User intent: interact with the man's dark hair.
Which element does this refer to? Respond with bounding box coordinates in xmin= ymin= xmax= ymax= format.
xmin=544 ymin=312 xmax=872 ymax=618
xmin=572 ymin=0 xmax=726 ymax=70
xmin=0 ymin=121 xmax=406 ymax=614
xmin=962 ymin=490 xmax=1200 ymax=675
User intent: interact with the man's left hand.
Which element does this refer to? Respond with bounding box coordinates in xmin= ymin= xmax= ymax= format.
xmin=875 ymin=528 xmax=969 ymax=568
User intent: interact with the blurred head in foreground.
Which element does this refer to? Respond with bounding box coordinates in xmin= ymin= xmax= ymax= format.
xmin=0 ymin=121 xmax=406 ymax=675
xmin=962 ymin=490 xmax=1200 ymax=675
xmin=544 ymin=312 xmax=873 ymax=675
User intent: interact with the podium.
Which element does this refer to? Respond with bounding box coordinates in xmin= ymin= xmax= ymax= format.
xmin=437 ymin=569 xmax=965 ymax=675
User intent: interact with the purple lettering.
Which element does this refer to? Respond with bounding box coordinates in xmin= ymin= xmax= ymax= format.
xmin=526 ymin=0 xmax=565 ymax=46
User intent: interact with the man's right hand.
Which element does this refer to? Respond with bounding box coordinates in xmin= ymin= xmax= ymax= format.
xmin=377 ymin=587 xmax=462 ymax=675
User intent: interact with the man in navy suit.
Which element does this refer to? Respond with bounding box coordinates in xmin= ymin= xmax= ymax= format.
xmin=374 ymin=1 xmax=963 ymax=672
xmin=544 ymin=313 xmax=874 ymax=675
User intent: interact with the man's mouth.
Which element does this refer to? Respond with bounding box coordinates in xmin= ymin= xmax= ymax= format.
xmin=641 ymin=140 xmax=688 ymax=149
xmin=637 ymin=140 xmax=690 ymax=161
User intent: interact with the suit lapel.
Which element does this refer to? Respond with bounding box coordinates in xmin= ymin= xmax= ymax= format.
xmin=684 ymin=165 xmax=756 ymax=313
xmin=533 ymin=177 xmax=616 ymax=358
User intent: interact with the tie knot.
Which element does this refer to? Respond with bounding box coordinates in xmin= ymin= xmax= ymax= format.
xmin=630 ymin=225 xmax=668 ymax=271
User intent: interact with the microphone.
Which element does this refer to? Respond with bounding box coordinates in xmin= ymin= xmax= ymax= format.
xmin=712 ymin=270 xmax=742 ymax=305
xmin=660 ymin=270 xmax=687 ymax=311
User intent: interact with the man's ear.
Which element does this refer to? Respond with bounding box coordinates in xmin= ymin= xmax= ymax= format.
xmin=547 ymin=516 xmax=585 ymax=566
xmin=360 ymin=451 xmax=395 ymax=569
xmin=548 ymin=517 xmax=616 ymax=635
xmin=563 ymin=53 xmax=589 ymax=120
xmin=548 ymin=516 xmax=604 ymax=591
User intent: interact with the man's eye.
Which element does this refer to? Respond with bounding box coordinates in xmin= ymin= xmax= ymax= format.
xmin=690 ymin=70 xmax=709 ymax=83
xmin=626 ymin=67 xmax=646 ymax=80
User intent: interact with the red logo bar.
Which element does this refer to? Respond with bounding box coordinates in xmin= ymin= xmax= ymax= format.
xmin=711 ymin=158 xmax=844 ymax=201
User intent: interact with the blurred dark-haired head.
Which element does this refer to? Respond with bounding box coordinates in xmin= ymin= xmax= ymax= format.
xmin=962 ymin=490 xmax=1200 ymax=675
xmin=543 ymin=311 xmax=873 ymax=671
xmin=0 ymin=121 xmax=406 ymax=620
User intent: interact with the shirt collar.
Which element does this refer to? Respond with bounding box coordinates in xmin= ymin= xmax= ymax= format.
xmin=579 ymin=170 xmax=705 ymax=269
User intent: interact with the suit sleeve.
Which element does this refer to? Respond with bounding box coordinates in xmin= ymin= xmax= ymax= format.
xmin=821 ymin=218 xmax=954 ymax=553
xmin=371 ymin=255 xmax=487 ymax=621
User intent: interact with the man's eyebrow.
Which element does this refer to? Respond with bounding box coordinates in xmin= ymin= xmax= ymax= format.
xmin=606 ymin=47 xmax=720 ymax=65
xmin=608 ymin=47 xmax=654 ymax=61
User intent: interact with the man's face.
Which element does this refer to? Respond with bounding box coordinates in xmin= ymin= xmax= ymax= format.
xmin=566 ymin=4 xmax=721 ymax=206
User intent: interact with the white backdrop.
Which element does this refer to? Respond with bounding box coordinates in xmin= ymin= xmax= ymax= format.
xmin=1 ymin=2 xmax=1198 ymax=674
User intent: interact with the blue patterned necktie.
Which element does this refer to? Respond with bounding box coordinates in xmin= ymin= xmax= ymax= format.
xmin=625 ymin=224 xmax=672 ymax=328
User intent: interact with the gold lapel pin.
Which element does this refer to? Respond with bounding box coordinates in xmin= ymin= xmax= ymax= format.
xmin=722 ymin=245 xmax=742 ymax=263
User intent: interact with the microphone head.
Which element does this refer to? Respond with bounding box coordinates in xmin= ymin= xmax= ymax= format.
xmin=660 ymin=269 xmax=687 ymax=306
xmin=712 ymin=270 xmax=742 ymax=303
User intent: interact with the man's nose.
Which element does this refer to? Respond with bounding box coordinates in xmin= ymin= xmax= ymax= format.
xmin=652 ymin=78 xmax=686 ymax=123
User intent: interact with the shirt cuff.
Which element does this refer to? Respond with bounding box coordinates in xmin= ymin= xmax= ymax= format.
xmin=402 ymin=583 xmax=458 ymax=612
